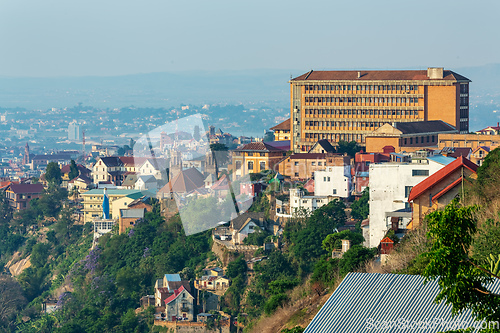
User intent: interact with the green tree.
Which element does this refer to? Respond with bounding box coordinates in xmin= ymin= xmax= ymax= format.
xmin=31 ymin=243 xmax=51 ymax=268
xmin=336 ymin=140 xmax=361 ymax=157
xmin=281 ymin=327 xmax=305 ymax=333
xmin=285 ymin=199 xmax=346 ymax=265
xmin=243 ymin=226 xmax=269 ymax=246
xmin=0 ymin=275 xmax=27 ymax=331
xmin=473 ymin=219 xmax=500 ymax=264
xmin=0 ymin=192 xmax=13 ymax=225
xmin=267 ymin=278 xmax=300 ymax=295
xmin=68 ymin=160 xmax=79 ymax=180
xmin=322 ymin=230 xmax=364 ymax=253
xmin=226 ymin=257 xmax=247 ymax=279
xmin=474 ymin=147 xmax=500 ymax=201
xmin=423 ymin=201 xmax=500 ymax=322
xmin=45 ymin=162 xmax=62 ymax=185
xmin=338 ymin=245 xmax=376 ymax=275
xmin=351 ymin=187 xmax=369 ymax=220
xmin=263 ymin=131 xmax=274 ymax=142
xmin=264 ymin=293 xmax=287 ymax=314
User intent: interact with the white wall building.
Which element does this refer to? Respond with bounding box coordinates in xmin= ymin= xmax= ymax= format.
xmin=368 ymin=159 xmax=450 ymax=248
xmin=315 ymin=165 xmax=351 ymax=198
xmin=68 ymin=121 xmax=80 ymax=141
xmin=289 ymin=188 xmax=335 ymax=215
xmin=139 ymin=159 xmax=167 ymax=180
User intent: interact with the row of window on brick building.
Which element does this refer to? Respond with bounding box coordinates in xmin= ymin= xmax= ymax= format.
xmin=304 ymin=109 xmax=419 ymax=117
xmin=234 ymin=160 xmax=265 ymax=171
xmin=304 ymin=96 xmax=419 ymax=104
xmin=304 ymin=133 xmax=365 ymax=143
xmin=304 ymin=84 xmax=419 ymax=92
xmin=304 ymin=120 xmax=388 ymax=129
xmin=302 ymin=133 xmax=438 ymax=145
xmin=402 ymin=136 xmax=437 ymax=145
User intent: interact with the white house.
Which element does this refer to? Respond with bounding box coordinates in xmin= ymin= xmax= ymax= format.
xmin=135 ymin=175 xmax=157 ymax=191
xmin=165 ymin=286 xmax=195 ymax=321
xmin=314 ymin=165 xmax=351 ymax=198
xmin=368 ymin=158 xmax=451 ymax=248
xmin=139 ymin=158 xmax=168 ymax=181
xmin=289 ymin=188 xmax=335 ymax=215
xmin=229 ymin=212 xmax=266 ymax=244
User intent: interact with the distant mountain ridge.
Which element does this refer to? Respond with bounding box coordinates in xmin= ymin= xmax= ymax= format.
xmin=0 ymin=65 xmax=499 ymax=131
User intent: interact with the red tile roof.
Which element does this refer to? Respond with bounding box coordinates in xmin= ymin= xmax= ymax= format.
xmin=447 ymin=148 xmax=472 ymax=159
xmin=211 ymin=174 xmax=230 ymax=191
xmin=477 ymin=124 xmax=500 ymax=132
xmin=303 ymin=178 xmax=315 ymax=193
xmin=7 ymin=183 xmax=44 ymax=194
xmin=236 ymin=142 xmax=284 ymax=152
xmin=119 ymin=156 xmax=150 ymax=167
xmin=157 ymin=287 xmax=170 ymax=294
xmin=60 ymin=164 xmax=91 ymax=175
xmin=158 ymin=167 xmax=204 ymax=194
xmin=291 ymin=70 xmax=470 ymax=82
xmin=408 ymin=156 xmax=478 ymax=202
xmin=380 ymin=237 xmax=394 ymax=244
xmin=270 ymin=118 xmax=291 ymax=131
xmin=164 ymin=285 xmax=186 ymax=305
xmin=0 ymin=181 xmax=13 ymax=190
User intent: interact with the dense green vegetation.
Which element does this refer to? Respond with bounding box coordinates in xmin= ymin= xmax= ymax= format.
xmin=350 ymin=187 xmax=369 ymax=221
xmin=239 ymin=199 xmax=375 ymax=327
xmin=387 ymin=148 xmax=500 ymax=332
xmin=335 ymin=140 xmax=362 ymax=158
xmin=0 ymin=185 xmax=216 ymax=332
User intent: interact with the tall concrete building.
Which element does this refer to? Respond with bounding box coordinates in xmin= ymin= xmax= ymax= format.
xmin=290 ymin=67 xmax=470 ymax=152
xmin=68 ymin=121 xmax=80 ymax=141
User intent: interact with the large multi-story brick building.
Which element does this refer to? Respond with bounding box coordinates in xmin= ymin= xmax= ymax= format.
xmin=290 ymin=67 xmax=470 ymax=152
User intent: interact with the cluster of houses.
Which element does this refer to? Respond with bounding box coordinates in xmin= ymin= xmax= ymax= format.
xmin=227 ymin=118 xmax=500 ymax=250
xmin=4 ymin=118 xmax=499 ymax=253
xmin=140 ymin=271 xmax=231 ymax=330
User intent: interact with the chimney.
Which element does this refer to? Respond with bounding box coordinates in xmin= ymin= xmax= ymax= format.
xmin=341 ymin=239 xmax=351 ymax=253
xmin=357 ymin=71 xmax=361 ymax=79
xmin=427 ymin=67 xmax=444 ymax=79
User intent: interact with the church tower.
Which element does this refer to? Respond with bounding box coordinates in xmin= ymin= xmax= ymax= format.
xmin=23 ymin=142 xmax=30 ymax=165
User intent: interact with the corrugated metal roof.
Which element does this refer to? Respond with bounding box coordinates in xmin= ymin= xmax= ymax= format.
xmin=119 ymin=208 xmax=145 ymax=218
xmin=427 ymin=155 xmax=456 ymax=166
xmin=82 ymin=189 xmax=142 ymax=196
xmin=164 ymin=274 xmax=181 ymax=282
xmin=305 ymin=273 xmax=500 ymax=333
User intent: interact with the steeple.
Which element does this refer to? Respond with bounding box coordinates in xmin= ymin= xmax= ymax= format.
xmin=23 ymin=142 xmax=30 ymax=165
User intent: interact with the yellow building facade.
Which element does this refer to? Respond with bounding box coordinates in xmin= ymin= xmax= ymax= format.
xmin=230 ymin=142 xmax=288 ymax=178
xmin=270 ymin=119 xmax=291 ymax=141
xmin=81 ymin=189 xmax=143 ymax=223
xmin=290 ymin=68 xmax=470 ymax=152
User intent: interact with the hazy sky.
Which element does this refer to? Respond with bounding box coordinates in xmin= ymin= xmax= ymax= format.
xmin=1 ymin=0 xmax=499 ymax=77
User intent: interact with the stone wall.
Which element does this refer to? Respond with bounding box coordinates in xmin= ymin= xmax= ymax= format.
xmin=153 ymin=320 xmax=230 ymax=333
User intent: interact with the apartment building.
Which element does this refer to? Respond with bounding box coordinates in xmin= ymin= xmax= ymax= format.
xmin=290 ymin=67 xmax=470 ymax=152
xmin=368 ymin=158 xmax=451 ymax=248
